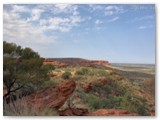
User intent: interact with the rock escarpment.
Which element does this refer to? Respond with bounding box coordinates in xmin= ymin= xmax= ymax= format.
xmin=43 ymin=58 xmax=109 ymax=67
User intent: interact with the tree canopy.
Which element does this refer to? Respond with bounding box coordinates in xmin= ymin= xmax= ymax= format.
xmin=3 ymin=41 xmax=54 ymax=101
xmin=3 ymin=41 xmax=40 ymax=59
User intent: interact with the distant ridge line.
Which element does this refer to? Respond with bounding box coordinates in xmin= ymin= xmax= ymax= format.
xmin=43 ymin=57 xmax=109 ymax=67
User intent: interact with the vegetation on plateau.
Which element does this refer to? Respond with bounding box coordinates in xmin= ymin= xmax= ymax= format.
xmin=3 ymin=41 xmax=155 ymax=116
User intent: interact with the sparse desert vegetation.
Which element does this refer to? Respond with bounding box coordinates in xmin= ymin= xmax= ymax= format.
xmin=3 ymin=41 xmax=155 ymax=116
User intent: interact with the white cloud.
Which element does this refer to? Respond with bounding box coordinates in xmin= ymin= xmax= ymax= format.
xmin=55 ymin=4 xmax=70 ymax=10
xmin=4 ymin=4 xmax=107 ymax=56
xmin=12 ymin=5 xmax=30 ymax=13
xmin=37 ymin=4 xmax=79 ymax=16
xmin=47 ymin=17 xmax=71 ymax=32
xmin=107 ymin=16 xmax=119 ymax=22
xmin=89 ymin=4 xmax=104 ymax=12
xmin=131 ymin=15 xmax=154 ymax=22
xmin=105 ymin=6 xmax=116 ymax=10
xmin=39 ymin=15 xmax=83 ymax=32
xmin=3 ymin=9 xmax=56 ymax=47
xmin=105 ymin=5 xmax=125 ymax=16
xmin=55 ymin=4 xmax=79 ymax=15
xmin=138 ymin=25 xmax=153 ymax=29
xmin=70 ymin=15 xmax=82 ymax=25
xmin=3 ymin=5 xmax=85 ymax=56
xmin=89 ymin=5 xmax=125 ymax=16
xmin=95 ymin=19 xmax=103 ymax=25
xmin=27 ymin=8 xmax=44 ymax=21
xmin=104 ymin=11 xmax=114 ymax=16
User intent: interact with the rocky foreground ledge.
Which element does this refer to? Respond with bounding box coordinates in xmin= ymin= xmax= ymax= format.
xmin=26 ymin=80 xmax=140 ymax=116
xmin=27 ymin=80 xmax=76 ymax=109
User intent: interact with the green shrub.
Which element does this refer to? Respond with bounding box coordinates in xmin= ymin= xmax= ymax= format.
xmin=61 ymin=71 xmax=71 ymax=79
xmin=92 ymin=82 xmax=112 ymax=96
xmin=76 ymin=68 xmax=89 ymax=75
xmin=87 ymin=78 xmax=150 ymax=115
xmin=92 ymin=79 xmax=126 ymax=97
xmin=110 ymin=93 xmax=150 ymax=115
xmin=86 ymin=94 xmax=108 ymax=110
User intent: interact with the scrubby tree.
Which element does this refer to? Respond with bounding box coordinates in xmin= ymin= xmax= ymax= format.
xmin=3 ymin=41 xmax=17 ymax=54
xmin=3 ymin=41 xmax=50 ymax=102
xmin=22 ymin=47 xmax=40 ymax=59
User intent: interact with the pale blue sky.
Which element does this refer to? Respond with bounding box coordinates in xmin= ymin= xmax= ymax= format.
xmin=3 ymin=4 xmax=155 ymax=64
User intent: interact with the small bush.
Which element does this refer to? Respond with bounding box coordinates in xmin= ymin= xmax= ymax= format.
xmin=61 ymin=71 xmax=71 ymax=79
xmin=109 ymin=93 xmax=150 ymax=115
xmin=86 ymin=94 xmax=107 ymax=110
xmin=76 ymin=68 xmax=89 ymax=75
xmin=92 ymin=79 xmax=125 ymax=97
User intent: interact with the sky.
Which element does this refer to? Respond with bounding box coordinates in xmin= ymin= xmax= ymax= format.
xmin=3 ymin=4 xmax=155 ymax=64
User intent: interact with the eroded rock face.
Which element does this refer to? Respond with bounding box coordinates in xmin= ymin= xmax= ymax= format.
xmin=85 ymin=109 xmax=139 ymax=116
xmin=27 ymin=80 xmax=76 ymax=109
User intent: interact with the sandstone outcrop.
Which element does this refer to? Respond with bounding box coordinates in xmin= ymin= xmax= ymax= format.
xmin=27 ymin=80 xmax=76 ymax=109
xmin=26 ymin=80 xmax=141 ymax=116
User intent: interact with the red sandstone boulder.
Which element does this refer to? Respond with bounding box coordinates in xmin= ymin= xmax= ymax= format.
xmin=27 ymin=80 xmax=76 ymax=109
